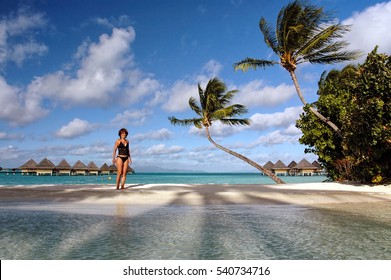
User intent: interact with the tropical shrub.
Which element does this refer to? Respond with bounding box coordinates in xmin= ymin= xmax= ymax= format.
xmin=297 ymin=47 xmax=391 ymax=183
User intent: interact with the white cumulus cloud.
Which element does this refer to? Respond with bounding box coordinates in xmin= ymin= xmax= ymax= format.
xmin=111 ymin=109 xmax=152 ymax=126
xmin=0 ymin=7 xmax=48 ymax=67
xmin=343 ymin=1 xmax=391 ymax=56
xmin=0 ymin=76 xmax=48 ymax=125
xmin=27 ymin=27 xmax=136 ymax=107
xmin=162 ymin=60 xmax=222 ymax=112
xmin=143 ymin=144 xmax=184 ymax=155
xmin=234 ymin=80 xmax=296 ymax=107
xmin=55 ymin=118 xmax=95 ymax=139
xmin=249 ymin=106 xmax=303 ymax=131
xmin=132 ymin=128 xmax=173 ymax=143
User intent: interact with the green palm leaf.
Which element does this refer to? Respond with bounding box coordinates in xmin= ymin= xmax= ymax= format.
xmin=234 ymin=58 xmax=278 ymax=72
xmin=168 ymin=77 xmax=250 ymax=129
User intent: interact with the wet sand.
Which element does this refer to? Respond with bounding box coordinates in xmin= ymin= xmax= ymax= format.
xmin=1 ymin=182 xmax=390 ymax=207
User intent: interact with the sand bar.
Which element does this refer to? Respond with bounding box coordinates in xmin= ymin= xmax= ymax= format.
xmin=1 ymin=182 xmax=391 ymax=206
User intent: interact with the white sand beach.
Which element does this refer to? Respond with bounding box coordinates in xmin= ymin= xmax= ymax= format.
xmin=1 ymin=182 xmax=391 ymax=207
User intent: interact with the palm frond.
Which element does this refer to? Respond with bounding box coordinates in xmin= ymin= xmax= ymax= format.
xmin=306 ymin=50 xmax=363 ymax=64
xmin=168 ymin=116 xmax=203 ymax=128
xmin=189 ymin=97 xmax=202 ymax=116
xmin=219 ymin=90 xmax=238 ymax=107
xmin=227 ymin=104 xmax=248 ymax=116
xmin=211 ymin=104 xmax=248 ymax=121
xmin=198 ymin=84 xmax=206 ymax=110
xmin=277 ymin=0 xmax=303 ymax=51
xmin=169 ymin=77 xmax=250 ymax=132
xmin=220 ymin=118 xmax=251 ymax=126
xmin=259 ymin=18 xmax=278 ymax=53
xmin=296 ymin=24 xmax=351 ymax=58
xmin=234 ymin=58 xmax=277 ymax=72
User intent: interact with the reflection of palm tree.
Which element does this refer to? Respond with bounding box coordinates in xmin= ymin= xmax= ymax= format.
xmin=169 ymin=77 xmax=285 ymax=184
xmin=234 ymin=0 xmax=361 ymax=135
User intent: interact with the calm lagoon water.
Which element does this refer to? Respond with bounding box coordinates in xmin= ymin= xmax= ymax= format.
xmin=0 ymin=172 xmax=328 ymax=186
xmin=0 ymin=202 xmax=390 ymax=260
xmin=1 ymin=172 xmax=389 ymax=260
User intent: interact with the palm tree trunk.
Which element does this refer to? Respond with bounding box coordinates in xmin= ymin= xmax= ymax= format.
xmin=205 ymin=127 xmax=285 ymax=184
xmin=289 ymin=71 xmax=342 ymax=136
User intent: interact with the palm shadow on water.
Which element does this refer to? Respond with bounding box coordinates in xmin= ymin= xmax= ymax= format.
xmin=1 ymin=186 xmax=391 ymax=260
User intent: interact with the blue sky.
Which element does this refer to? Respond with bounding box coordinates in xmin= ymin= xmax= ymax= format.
xmin=1 ymin=0 xmax=390 ymax=172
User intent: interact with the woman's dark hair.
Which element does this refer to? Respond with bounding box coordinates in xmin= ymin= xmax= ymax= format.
xmin=118 ymin=128 xmax=128 ymax=137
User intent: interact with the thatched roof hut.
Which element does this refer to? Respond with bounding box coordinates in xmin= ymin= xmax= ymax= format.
xmin=109 ymin=164 xmax=117 ymax=174
xmin=288 ymin=160 xmax=298 ymax=175
xmin=35 ymin=158 xmax=55 ymax=175
xmin=87 ymin=161 xmax=99 ymax=175
xmin=272 ymin=160 xmax=289 ymax=175
xmin=294 ymin=159 xmax=317 ymax=176
xmin=100 ymin=163 xmax=110 ymax=175
xmin=312 ymin=160 xmax=322 ymax=170
xmin=263 ymin=161 xmax=275 ymax=170
xmin=72 ymin=160 xmax=87 ymax=175
xmin=288 ymin=160 xmax=297 ymax=168
xmin=312 ymin=160 xmax=325 ymax=175
xmin=19 ymin=159 xmax=38 ymax=173
xmin=55 ymin=159 xmax=72 ymax=175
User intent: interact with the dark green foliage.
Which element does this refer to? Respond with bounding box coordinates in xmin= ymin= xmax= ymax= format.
xmin=344 ymin=48 xmax=391 ymax=183
xmin=297 ymin=47 xmax=391 ymax=183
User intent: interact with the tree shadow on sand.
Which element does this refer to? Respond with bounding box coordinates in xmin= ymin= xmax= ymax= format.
xmin=1 ymin=185 xmax=391 ymax=259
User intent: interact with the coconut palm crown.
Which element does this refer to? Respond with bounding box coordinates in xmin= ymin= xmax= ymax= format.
xmin=169 ymin=77 xmax=285 ymax=184
xmin=169 ymin=77 xmax=250 ymax=129
xmin=234 ymin=0 xmax=362 ymax=134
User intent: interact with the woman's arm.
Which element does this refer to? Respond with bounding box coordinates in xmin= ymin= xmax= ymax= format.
xmin=112 ymin=140 xmax=118 ymax=164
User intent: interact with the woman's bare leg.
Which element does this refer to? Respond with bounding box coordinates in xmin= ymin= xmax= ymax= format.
xmin=121 ymin=159 xmax=129 ymax=189
xmin=116 ymin=157 xmax=124 ymax=189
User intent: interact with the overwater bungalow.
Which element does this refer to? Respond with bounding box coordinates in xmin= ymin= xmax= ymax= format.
xmin=35 ymin=158 xmax=56 ymax=175
xmin=55 ymin=159 xmax=72 ymax=175
xmin=293 ymin=159 xmax=318 ymax=176
xmin=288 ymin=160 xmax=298 ymax=176
xmin=109 ymin=164 xmax=117 ymax=174
xmin=272 ymin=160 xmax=290 ymax=176
xmin=312 ymin=160 xmax=326 ymax=175
xmin=19 ymin=159 xmax=38 ymax=175
xmin=86 ymin=161 xmax=99 ymax=175
xmin=263 ymin=161 xmax=274 ymax=171
xmin=100 ymin=163 xmax=111 ymax=175
xmin=72 ymin=160 xmax=87 ymax=175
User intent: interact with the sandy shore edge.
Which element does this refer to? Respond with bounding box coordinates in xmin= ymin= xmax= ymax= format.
xmin=1 ymin=182 xmax=391 ymax=206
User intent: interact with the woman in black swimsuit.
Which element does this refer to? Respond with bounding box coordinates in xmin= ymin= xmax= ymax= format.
xmin=112 ymin=128 xmax=132 ymax=189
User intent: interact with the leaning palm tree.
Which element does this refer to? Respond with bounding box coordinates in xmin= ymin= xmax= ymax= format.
xmin=234 ymin=0 xmax=362 ymax=136
xmin=169 ymin=77 xmax=285 ymax=184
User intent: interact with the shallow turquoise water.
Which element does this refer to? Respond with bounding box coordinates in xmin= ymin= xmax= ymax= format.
xmin=0 ymin=172 xmax=327 ymax=186
xmin=0 ymin=202 xmax=390 ymax=260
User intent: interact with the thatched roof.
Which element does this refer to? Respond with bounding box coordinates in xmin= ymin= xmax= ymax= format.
xmin=312 ymin=160 xmax=322 ymax=170
xmin=87 ymin=161 xmax=99 ymax=171
xmin=273 ymin=160 xmax=289 ymax=170
xmin=19 ymin=159 xmax=37 ymax=169
xmin=35 ymin=158 xmax=55 ymax=170
xmin=109 ymin=164 xmax=117 ymax=171
xmin=100 ymin=163 xmax=110 ymax=171
xmin=56 ymin=159 xmax=71 ymax=169
xmin=288 ymin=160 xmax=297 ymax=168
xmin=263 ymin=161 xmax=275 ymax=170
xmin=294 ymin=159 xmax=317 ymax=170
xmin=72 ymin=160 xmax=87 ymax=170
